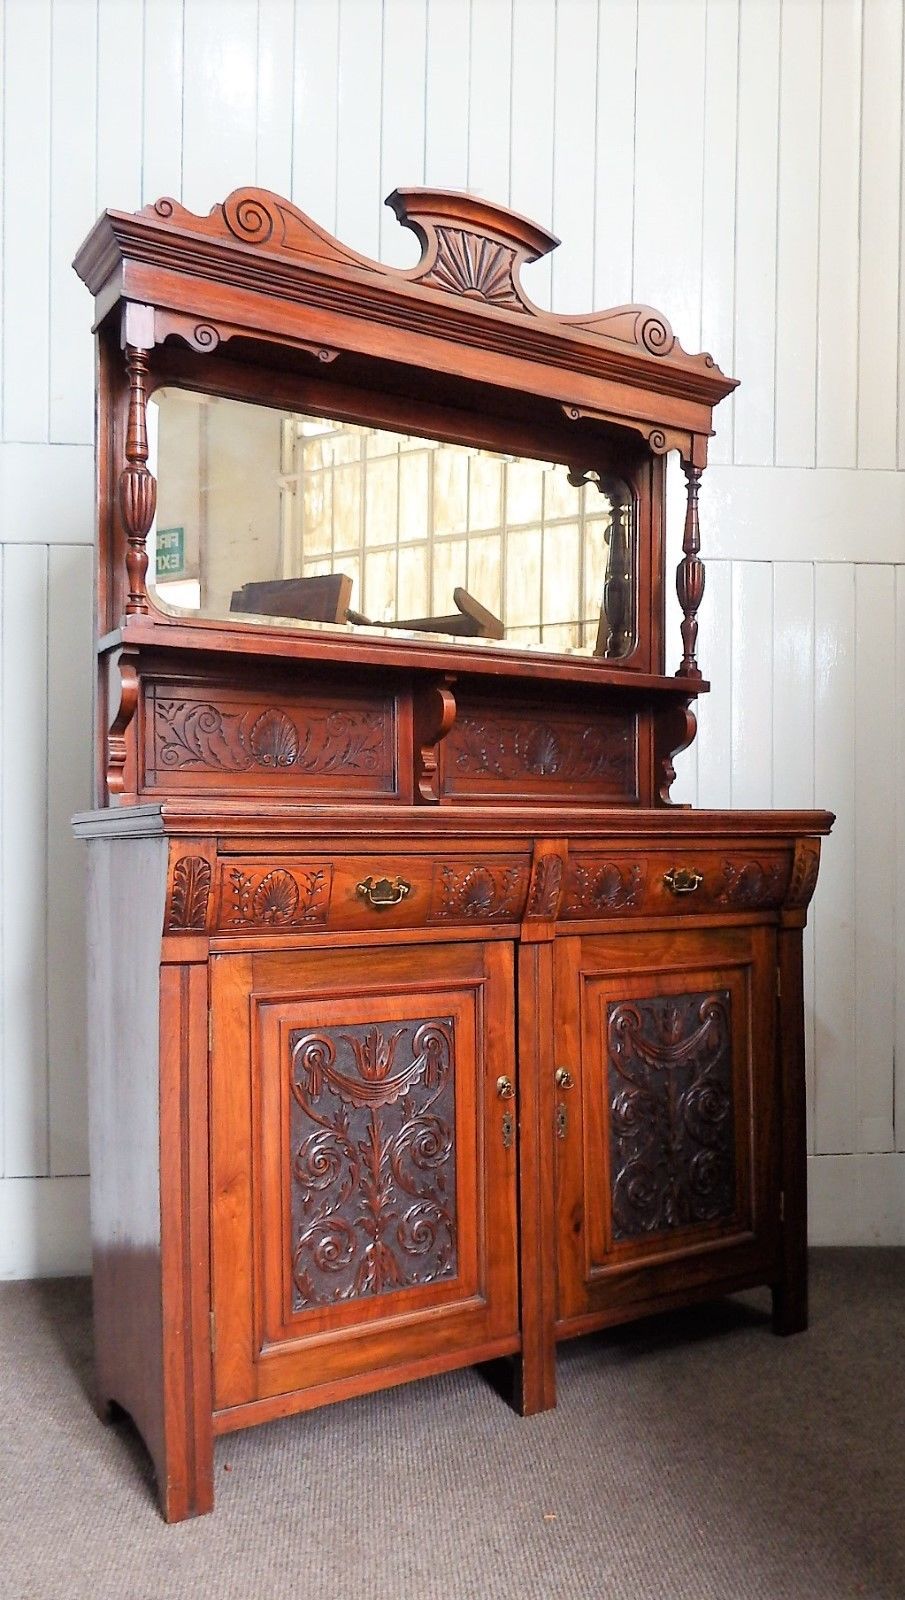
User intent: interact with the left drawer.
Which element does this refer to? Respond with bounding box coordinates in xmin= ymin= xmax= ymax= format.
xmin=210 ymin=854 xmax=532 ymax=933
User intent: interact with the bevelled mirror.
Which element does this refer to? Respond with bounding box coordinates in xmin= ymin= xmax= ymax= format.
xmin=147 ymin=388 xmax=637 ymax=660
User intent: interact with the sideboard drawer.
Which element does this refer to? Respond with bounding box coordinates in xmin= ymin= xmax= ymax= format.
xmin=561 ymin=848 xmax=792 ymax=920
xmin=212 ymin=854 xmax=532 ymax=933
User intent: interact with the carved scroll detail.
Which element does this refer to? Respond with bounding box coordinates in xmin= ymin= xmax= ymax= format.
xmin=106 ymin=650 xmax=139 ymax=797
xmin=166 ymin=856 xmax=212 ymax=931
xmin=119 ymin=345 xmax=157 ymax=615
xmin=153 ymin=699 xmax=390 ymax=777
xmin=289 ymin=1018 xmax=457 ymax=1309
xmin=608 ymin=990 xmax=735 ymax=1241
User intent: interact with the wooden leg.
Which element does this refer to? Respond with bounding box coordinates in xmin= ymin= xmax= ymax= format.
xmin=772 ymin=924 xmax=809 ymax=1338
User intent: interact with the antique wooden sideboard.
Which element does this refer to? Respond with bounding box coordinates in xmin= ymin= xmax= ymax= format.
xmin=72 ymin=184 xmax=832 ymax=1521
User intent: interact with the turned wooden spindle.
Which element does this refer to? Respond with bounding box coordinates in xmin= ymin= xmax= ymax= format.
xmin=119 ymin=344 xmax=157 ymax=616
xmin=676 ymin=463 xmax=704 ymax=679
xmin=602 ymin=491 xmax=632 ymax=659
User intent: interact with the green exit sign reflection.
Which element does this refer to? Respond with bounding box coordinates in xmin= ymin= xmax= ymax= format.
xmin=156 ymin=526 xmax=185 ymax=578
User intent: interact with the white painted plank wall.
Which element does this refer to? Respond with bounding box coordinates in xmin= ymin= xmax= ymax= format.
xmin=1 ymin=0 xmax=904 ymax=1275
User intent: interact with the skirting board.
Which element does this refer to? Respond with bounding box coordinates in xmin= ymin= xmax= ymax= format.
xmin=0 ymin=1162 xmax=901 ymax=1279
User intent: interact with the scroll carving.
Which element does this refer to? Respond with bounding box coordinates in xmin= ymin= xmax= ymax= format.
xmin=608 ymin=990 xmax=735 ymax=1241
xmin=445 ymin=711 xmax=635 ymax=792
xmin=430 ymin=863 xmax=528 ymax=922
xmin=119 ymin=344 xmax=157 ymax=616
xmin=106 ymin=649 xmax=139 ymax=797
xmin=151 ymin=698 xmax=391 ymax=779
xmin=414 ymin=677 xmax=457 ymax=804
xmin=654 ymin=700 xmax=698 ymax=806
xmin=289 ymin=1018 xmax=457 ymax=1309
xmin=153 ymin=307 xmax=339 ymax=365
xmin=166 ymin=856 xmax=212 ymax=932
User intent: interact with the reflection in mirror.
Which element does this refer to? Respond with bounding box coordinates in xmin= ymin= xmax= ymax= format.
xmin=147 ymin=390 xmax=636 ymax=658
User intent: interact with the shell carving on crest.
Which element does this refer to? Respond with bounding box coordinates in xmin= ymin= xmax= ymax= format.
xmin=421 ymin=229 xmax=526 ymax=311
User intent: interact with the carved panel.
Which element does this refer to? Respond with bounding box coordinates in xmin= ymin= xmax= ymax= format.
xmin=166 ymin=855 xmax=212 ymax=931
xmin=222 ymin=865 xmax=332 ymax=929
xmin=607 ymin=990 xmax=735 ymax=1241
xmin=420 ymin=229 xmax=527 ymax=311
xmin=289 ymin=1018 xmax=457 ymax=1309
xmin=526 ymin=855 xmax=565 ymax=919
xmin=429 ymin=863 xmax=528 ymax=922
xmin=715 ymin=858 xmax=787 ymax=909
xmin=785 ymin=839 xmax=821 ymax=910
xmin=144 ymin=685 xmax=396 ymax=795
xmin=563 ymin=860 xmax=646 ymax=916
xmin=442 ymin=705 xmax=637 ymax=800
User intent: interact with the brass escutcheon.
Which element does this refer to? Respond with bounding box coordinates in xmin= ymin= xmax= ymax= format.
xmin=356 ymin=874 xmax=412 ymax=909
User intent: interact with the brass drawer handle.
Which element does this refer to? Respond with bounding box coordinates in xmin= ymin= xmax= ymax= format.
xmin=555 ymin=1068 xmax=575 ymax=1091
xmin=496 ymin=1075 xmax=515 ymax=1100
xmin=663 ymin=866 xmax=703 ymax=896
xmin=356 ymin=874 xmax=412 ymax=909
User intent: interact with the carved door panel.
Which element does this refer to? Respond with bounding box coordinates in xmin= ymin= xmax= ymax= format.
xmin=211 ymin=940 xmax=519 ymax=1414
xmin=554 ymin=927 xmax=779 ymax=1332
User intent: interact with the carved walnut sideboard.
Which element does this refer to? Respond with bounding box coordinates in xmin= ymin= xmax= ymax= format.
xmin=72 ymin=183 xmax=832 ymax=1520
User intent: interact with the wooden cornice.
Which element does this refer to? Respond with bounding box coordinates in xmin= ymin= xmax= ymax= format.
xmin=73 ymin=186 xmax=737 ymax=419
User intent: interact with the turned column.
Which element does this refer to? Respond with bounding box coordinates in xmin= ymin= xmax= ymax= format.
xmin=676 ymin=459 xmax=704 ymax=679
xmin=119 ymin=306 xmax=157 ymax=616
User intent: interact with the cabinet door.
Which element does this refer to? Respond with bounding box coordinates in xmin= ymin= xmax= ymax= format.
xmin=554 ymin=927 xmax=779 ymax=1331
xmin=211 ymin=940 xmax=519 ymax=1415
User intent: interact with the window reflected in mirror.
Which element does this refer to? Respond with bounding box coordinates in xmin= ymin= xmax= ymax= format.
xmin=147 ymin=389 xmax=636 ymax=659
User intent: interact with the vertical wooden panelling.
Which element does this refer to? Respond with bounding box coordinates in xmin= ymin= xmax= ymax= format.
xmin=695 ymin=559 xmax=732 ymax=811
xmin=730 ymin=563 xmax=773 ymax=807
xmin=2 ymin=0 xmax=52 ymax=444
xmin=700 ymin=0 xmax=738 ymax=466
xmin=1 ymin=546 xmax=49 ymax=1178
xmin=256 ymin=0 xmax=295 ymax=198
xmin=816 ymin=0 xmax=861 ymax=469
xmin=853 ymin=566 xmax=896 ymax=1151
xmin=424 ymin=0 xmax=470 ymax=188
xmin=379 ymin=0 xmax=428 ymax=263
xmin=49 ymin=0 xmax=97 ymax=446
xmin=774 ymin=0 xmax=820 ymax=468
xmin=857 ymin=0 xmax=902 ymax=469
xmin=142 ymin=0 xmax=185 ymax=203
xmin=592 ymin=0 xmax=638 ymax=313
xmin=46 ymin=547 xmax=94 ymax=1176
xmin=550 ymin=0 xmax=597 ymax=312
xmin=466 ymin=0 xmax=512 ymax=205
xmin=633 ymin=0 xmax=705 ymax=350
xmin=95 ymin=0 xmax=143 ymax=212
xmin=510 ymin=0 xmax=556 ymax=310
xmin=733 ymin=0 xmax=780 ymax=466
xmin=335 ymin=0 xmax=383 ymax=256
xmin=292 ymin=0 xmax=340 ymax=226
xmin=181 ymin=0 xmax=258 ymax=212
xmin=813 ymin=564 xmax=857 ymax=1155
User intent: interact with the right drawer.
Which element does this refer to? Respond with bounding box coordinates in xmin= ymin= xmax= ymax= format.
xmin=561 ymin=847 xmax=792 ymax=919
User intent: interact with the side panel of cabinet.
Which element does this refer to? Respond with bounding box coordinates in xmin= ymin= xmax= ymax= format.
xmin=211 ymin=940 xmax=519 ymax=1416
xmin=554 ymin=926 xmax=779 ymax=1332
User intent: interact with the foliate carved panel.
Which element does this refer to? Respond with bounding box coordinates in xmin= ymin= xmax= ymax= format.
xmin=563 ymin=859 xmax=646 ymax=917
xmin=222 ymin=865 xmax=332 ymax=929
xmin=144 ymin=685 xmax=396 ymax=794
xmin=607 ymin=990 xmax=735 ymax=1242
xmin=288 ymin=1018 xmax=457 ymax=1310
xmin=785 ymin=839 xmax=821 ymax=910
xmin=442 ymin=706 xmax=637 ymax=800
xmin=166 ymin=855 xmax=212 ymax=931
xmin=714 ymin=858 xmax=788 ymax=910
xmin=429 ymin=863 xmax=529 ymax=922
xmin=526 ymin=854 xmax=565 ymax=920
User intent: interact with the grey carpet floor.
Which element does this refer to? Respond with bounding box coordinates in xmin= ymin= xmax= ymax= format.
xmin=1 ymin=1251 xmax=903 ymax=1600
